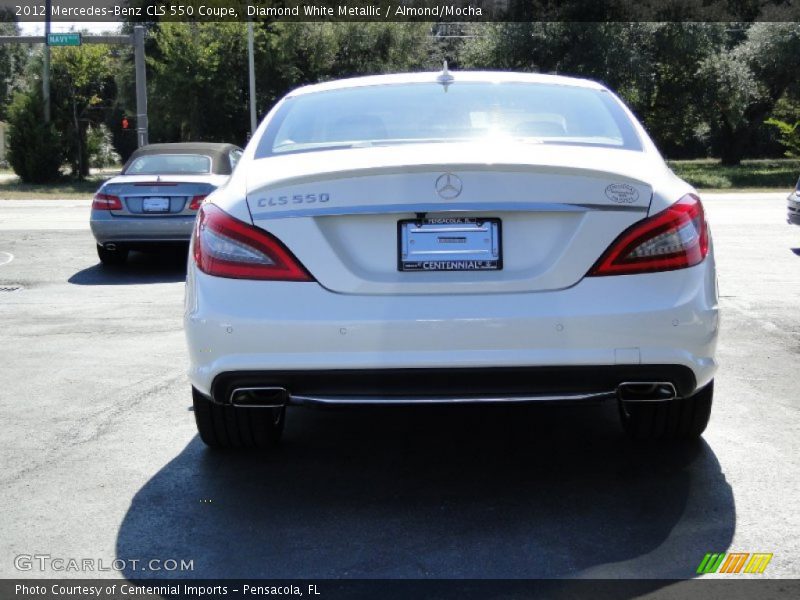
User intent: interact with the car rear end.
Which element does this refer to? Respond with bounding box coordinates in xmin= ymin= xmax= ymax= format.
xmin=91 ymin=176 xmax=216 ymax=248
xmin=90 ymin=148 xmax=232 ymax=265
xmin=788 ymin=178 xmax=800 ymax=225
xmin=89 ymin=175 xmax=217 ymax=248
xmin=184 ymin=72 xmax=719 ymax=448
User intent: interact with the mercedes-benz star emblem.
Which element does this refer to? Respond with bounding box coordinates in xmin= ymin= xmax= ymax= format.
xmin=435 ymin=172 xmax=463 ymax=199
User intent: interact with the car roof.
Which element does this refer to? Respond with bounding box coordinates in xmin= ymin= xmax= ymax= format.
xmin=123 ymin=143 xmax=242 ymax=175
xmin=287 ymin=71 xmax=608 ymax=98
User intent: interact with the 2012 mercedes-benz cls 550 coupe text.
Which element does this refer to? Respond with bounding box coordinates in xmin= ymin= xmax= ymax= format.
xmin=184 ymin=69 xmax=719 ymax=449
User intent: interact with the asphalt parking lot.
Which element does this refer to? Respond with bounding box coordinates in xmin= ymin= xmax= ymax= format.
xmin=0 ymin=194 xmax=798 ymax=581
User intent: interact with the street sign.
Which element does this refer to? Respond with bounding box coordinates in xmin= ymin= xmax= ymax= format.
xmin=47 ymin=33 xmax=81 ymax=47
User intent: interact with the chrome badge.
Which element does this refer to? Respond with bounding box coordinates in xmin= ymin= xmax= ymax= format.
xmin=435 ymin=172 xmax=463 ymax=199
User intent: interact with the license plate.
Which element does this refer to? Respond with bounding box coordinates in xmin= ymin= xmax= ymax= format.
xmin=142 ymin=197 xmax=170 ymax=213
xmin=398 ymin=217 xmax=502 ymax=271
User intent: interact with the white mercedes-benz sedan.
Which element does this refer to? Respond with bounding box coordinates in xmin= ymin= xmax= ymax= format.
xmin=184 ymin=69 xmax=719 ymax=449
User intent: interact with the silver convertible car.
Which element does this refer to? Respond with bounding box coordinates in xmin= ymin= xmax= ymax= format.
xmin=90 ymin=142 xmax=243 ymax=265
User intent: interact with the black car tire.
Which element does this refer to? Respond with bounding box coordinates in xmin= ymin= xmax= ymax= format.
xmin=96 ymin=244 xmax=129 ymax=266
xmin=619 ymin=380 xmax=713 ymax=441
xmin=192 ymin=387 xmax=285 ymax=449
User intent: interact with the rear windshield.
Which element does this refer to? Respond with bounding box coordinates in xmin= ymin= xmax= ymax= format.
xmin=256 ymin=82 xmax=642 ymax=157
xmin=125 ymin=154 xmax=212 ymax=175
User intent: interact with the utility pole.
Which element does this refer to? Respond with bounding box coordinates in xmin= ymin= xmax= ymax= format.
xmin=133 ymin=25 xmax=149 ymax=147
xmin=43 ymin=0 xmax=52 ymax=122
xmin=247 ymin=21 xmax=257 ymax=137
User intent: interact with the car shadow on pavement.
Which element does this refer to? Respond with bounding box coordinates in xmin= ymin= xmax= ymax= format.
xmin=116 ymin=401 xmax=734 ymax=583
xmin=68 ymin=249 xmax=187 ymax=285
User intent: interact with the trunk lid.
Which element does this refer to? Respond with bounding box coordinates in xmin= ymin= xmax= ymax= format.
xmin=103 ymin=174 xmax=228 ymax=217
xmin=246 ymin=142 xmax=658 ymax=295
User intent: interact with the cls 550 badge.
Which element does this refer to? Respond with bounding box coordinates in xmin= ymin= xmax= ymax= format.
xmin=256 ymin=193 xmax=330 ymax=207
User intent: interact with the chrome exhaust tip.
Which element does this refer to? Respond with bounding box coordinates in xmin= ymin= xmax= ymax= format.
xmin=617 ymin=381 xmax=677 ymax=403
xmin=229 ymin=387 xmax=289 ymax=408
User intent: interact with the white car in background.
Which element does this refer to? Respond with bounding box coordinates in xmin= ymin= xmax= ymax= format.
xmin=184 ymin=69 xmax=719 ymax=449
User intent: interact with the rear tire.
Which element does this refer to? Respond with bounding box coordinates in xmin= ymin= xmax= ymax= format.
xmin=619 ymin=380 xmax=713 ymax=441
xmin=192 ymin=387 xmax=285 ymax=449
xmin=97 ymin=244 xmax=129 ymax=266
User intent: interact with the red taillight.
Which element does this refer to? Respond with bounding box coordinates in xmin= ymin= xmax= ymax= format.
xmin=193 ymin=204 xmax=314 ymax=281
xmin=588 ymin=193 xmax=709 ymax=276
xmin=189 ymin=195 xmax=206 ymax=210
xmin=92 ymin=192 xmax=122 ymax=210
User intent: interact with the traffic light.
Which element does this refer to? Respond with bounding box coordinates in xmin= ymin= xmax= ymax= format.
xmin=122 ymin=117 xmax=130 ymax=130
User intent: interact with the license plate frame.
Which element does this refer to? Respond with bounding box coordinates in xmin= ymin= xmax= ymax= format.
xmin=142 ymin=197 xmax=171 ymax=213
xmin=398 ymin=217 xmax=502 ymax=272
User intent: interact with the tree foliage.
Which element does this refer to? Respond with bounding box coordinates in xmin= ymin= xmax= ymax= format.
xmin=458 ymin=22 xmax=800 ymax=164
xmin=458 ymin=22 xmax=730 ymax=158
xmin=765 ymin=118 xmax=800 ymax=157
xmin=48 ymin=45 xmax=118 ymax=177
xmin=147 ymin=22 xmax=253 ymax=144
xmin=5 ymin=21 xmax=800 ymax=170
xmin=702 ymin=23 xmax=800 ymax=164
xmin=145 ymin=22 xmax=438 ymax=146
xmin=6 ymin=89 xmax=63 ymax=183
xmin=0 ymin=14 xmax=26 ymax=121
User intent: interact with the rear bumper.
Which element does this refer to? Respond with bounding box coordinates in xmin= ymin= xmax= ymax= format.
xmin=205 ymin=365 xmax=696 ymax=406
xmin=90 ymin=210 xmax=195 ymax=243
xmin=185 ymin=258 xmax=719 ymax=399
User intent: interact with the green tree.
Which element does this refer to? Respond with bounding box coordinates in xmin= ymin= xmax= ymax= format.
xmin=147 ymin=22 xmax=253 ymax=144
xmin=765 ymin=117 xmax=800 ymax=157
xmin=0 ymin=13 xmax=27 ymax=121
xmin=325 ymin=23 xmax=437 ymax=78
xmin=145 ymin=22 xmax=438 ymax=146
xmin=6 ymin=88 xmax=63 ymax=183
xmin=260 ymin=22 xmax=436 ymax=93
xmin=629 ymin=23 xmax=728 ymax=158
xmin=47 ymin=44 xmax=118 ymax=178
xmin=699 ymin=23 xmax=800 ymax=164
xmin=458 ymin=22 xmax=728 ymax=158
xmin=697 ymin=48 xmax=763 ymax=165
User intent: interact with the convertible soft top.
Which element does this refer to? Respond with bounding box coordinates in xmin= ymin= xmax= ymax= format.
xmin=123 ymin=143 xmax=242 ymax=175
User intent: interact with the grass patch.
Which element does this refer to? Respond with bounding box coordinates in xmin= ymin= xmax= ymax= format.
xmin=668 ymin=158 xmax=800 ymax=191
xmin=0 ymin=175 xmax=111 ymax=199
